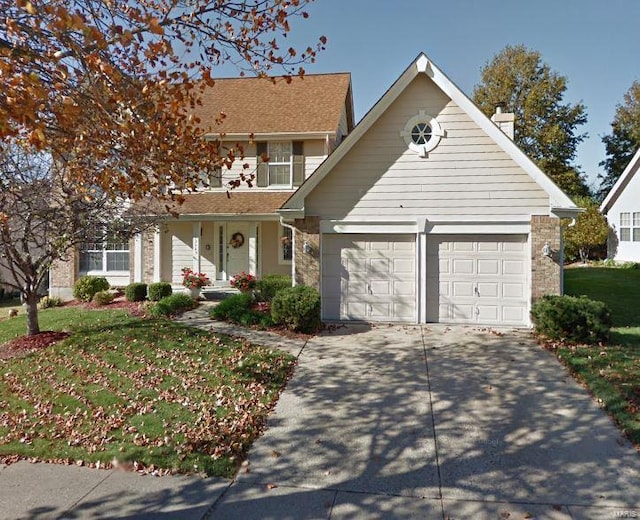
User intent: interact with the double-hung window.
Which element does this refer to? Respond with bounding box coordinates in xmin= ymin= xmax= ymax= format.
xmin=79 ymin=230 xmax=130 ymax=273
xmin=256 ymin=141 xmax=304 ymax=188
xmin=619 ymin=212 xmax=640 ymax=242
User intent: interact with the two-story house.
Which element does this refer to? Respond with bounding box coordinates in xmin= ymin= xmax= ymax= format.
xmin=49 ymin=73 xmax=354 ymax=298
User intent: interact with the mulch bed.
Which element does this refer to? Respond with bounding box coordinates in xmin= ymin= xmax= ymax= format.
xmin=64 ymin=298 xmax=146 ymax=317
xmin=0 ymin=331 xmax=71 ymax=360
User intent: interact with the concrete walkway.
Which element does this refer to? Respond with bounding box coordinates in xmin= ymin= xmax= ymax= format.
xmin=2 ymin=311 xmax=640 ymax=519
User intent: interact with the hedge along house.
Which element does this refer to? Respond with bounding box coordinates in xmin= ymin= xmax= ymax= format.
xmin=49 ymin=74 xmax=354 ymax=299
xmin=600 ymin=147 xmax=640 ymax=262
xmin=280 ymin=53 xmax=580 ymax=326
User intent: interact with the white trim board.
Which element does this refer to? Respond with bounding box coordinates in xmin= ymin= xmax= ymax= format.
xmin=600 ymin=147 xmax=640 ymax=214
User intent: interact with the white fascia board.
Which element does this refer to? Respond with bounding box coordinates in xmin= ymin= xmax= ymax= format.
xmin=427 ymin=222 xmax=531 ymax=234
xmin=320 ymin=220 xmax=419 ymax=234
xmin=278 ymin=208 xmax=305 ymax=220
xmin=282 ymin=60 xmax=421 ymax=210
xmin=425 ymin=57 xmax=579 ymax=212
xmin=551 ymin=207 xmax=585 ymax=218
xmin=600 ymin=147 xmax=640 ymax=214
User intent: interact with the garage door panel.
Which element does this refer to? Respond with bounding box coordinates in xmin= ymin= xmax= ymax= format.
xmin=503 ymin=282 xmax=524 ymax=298
xmin=394 ymin=258 xmax=414 ymax=274
xmin=322 ymin=234 xmax=415 ymax=322
xmin=452 ymin=281 xmax=474 ymax=297
xmin=428 ymin=234 xmax=528 ymax=326
xmin=503 ymin=260 xmax=525 ymax=275
xmin=477 ymin=282 xmax=499 ymax=298
xmin=452 ymin=258 xmax=474 ymax=275
xmin=478 ymin=259 xmax=500 ymax=275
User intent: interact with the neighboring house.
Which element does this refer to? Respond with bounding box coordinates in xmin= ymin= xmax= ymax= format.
xmin=600 ymin=147 xmax=640 ymax=262
xmin=49 ymin=73 xmax=354 ymax=299
xmin=280 ymin=53 xmax=580 ymax=326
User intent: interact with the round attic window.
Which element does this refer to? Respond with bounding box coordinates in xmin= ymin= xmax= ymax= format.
xmin=401 ymin=111 xmax=444 ymax=156
xmin=411 ymin=122 xmax=432 ymax=145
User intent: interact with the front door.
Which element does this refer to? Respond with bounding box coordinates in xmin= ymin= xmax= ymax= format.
xmin=225 ymin=222 xmax=250 ymax=280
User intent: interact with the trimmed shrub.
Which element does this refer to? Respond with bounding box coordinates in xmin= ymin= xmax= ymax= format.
xmin=149 ymin=293 xmax=197 ymax=317
xmin=148 ymin=282 xmax=172 ymax=301
xmin=73 ymin=276 xmax=110 ymax=302
xmin=255 ymin=274 xmax=292 ymax=302
xmin=125 ymin=282 xmax=147 ymax=302
xmin=210 ymin=293 xmax=274 ymax=328
xmin=530 ymin=295 xmax=612 ymax=344
xmin=92 ymin=290 xmax=115 ymax=306
xmin=39 ymin=296 xmax=64 ymax=309
xmin=271 ymin=285 xmax=321 ymax=333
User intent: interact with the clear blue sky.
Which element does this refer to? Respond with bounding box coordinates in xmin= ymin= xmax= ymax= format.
xmin=219 ymin=0 xmax=640 ymax=190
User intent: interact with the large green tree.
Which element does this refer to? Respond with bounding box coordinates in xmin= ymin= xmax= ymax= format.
xmin=597 ymin=81 xmax=640 ymax=201
xmin=473 ymin=45 xmax=589 ymax=197
xmin=562 ymin=196 xmax=609 ymax=263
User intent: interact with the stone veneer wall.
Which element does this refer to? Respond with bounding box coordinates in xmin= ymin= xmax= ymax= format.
xmin=293 ymin=216 xmax=320 ymax=288
xmin=530 ymin=215 xmax=562 ymax=301
xmin=142 ymin=231 xmax=155 ymax=283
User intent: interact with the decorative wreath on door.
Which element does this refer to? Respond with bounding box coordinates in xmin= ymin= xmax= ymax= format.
xmin=229 ymin=232 xmax=245 ymax=248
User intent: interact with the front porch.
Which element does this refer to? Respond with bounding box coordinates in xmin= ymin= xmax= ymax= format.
xmin=146 ymin=218 xmax=292 ymax=289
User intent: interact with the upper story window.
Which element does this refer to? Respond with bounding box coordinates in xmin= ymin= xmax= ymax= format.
xmin=199 ymin=166 xmax=222 ymax=189
xmin=620 ymin=212 xmax=640 ymax=242
xmin=257 ymin=141 xmax=304 ymax=188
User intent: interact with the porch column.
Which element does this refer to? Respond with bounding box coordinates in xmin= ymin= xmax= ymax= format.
xmin=248 ymin=222 xmax=257 ymax=276
xmin=153 ymin=227 xmax=161 ymax=282
xmin=134 ymin=234 xmax=143 ymax=282
xmin=192 ymin=221 xmax=202 ymax=273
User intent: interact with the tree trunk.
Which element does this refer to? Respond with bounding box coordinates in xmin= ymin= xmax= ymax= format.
xmin=24 ymin=292 xmax=40 ymax=336
xmin=579 ymin=247 xmax=589 ymax=264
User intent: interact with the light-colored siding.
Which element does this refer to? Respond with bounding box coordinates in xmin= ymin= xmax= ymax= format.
xmin=305 ymin=74 xmax=549 ymax=221
xmin=260 ymin=221 xmax=291 ymax=276
xmin=607 ymin=173 xmax=640 ymax=261
xmin=210 ymin=138 xmax=327 ymax=191
xmin=166 ymin=222 xmax=192 ymax=285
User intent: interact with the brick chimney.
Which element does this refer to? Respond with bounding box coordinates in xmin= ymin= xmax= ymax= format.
xmin=491 ymin=103 xmax=514 ymax=140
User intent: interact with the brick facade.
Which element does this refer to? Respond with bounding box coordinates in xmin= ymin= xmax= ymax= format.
xmin=293 ymin=216 xmax=320 ymax=288
xmin=49 ymin=249 xmax=79 ymax=300
xmin=530 ymin=215 xmax=562 ymax=301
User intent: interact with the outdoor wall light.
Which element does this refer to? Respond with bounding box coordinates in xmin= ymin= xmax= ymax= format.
xmin=303 ymin=241 xmax=313 ymax=254
xmin=542 ymin=242 xmax=552 ymax=257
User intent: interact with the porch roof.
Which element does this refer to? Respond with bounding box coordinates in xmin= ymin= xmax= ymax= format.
xmin=165 ymin=191 xmax=292 ymax=216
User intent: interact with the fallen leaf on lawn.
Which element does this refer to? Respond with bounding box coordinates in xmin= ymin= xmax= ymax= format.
xmin=266 ymin=483 xmax=277 ymax=490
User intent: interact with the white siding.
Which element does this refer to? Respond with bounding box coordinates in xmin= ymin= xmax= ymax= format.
xmin=607 ymin=171 xmax=640 ymax=261
xmin=212 ymin=138 xmax=327 ymax=191
xmin=166 ymin=222 xmax=192 ymax=285
xmin=305 ymin=74 xmax=549 ymax=221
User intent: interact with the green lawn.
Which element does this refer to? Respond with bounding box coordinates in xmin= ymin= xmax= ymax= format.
xmin=561 ymin=267 xmax=640 ymax=446
xmin=564 ymin=267 xmax=640 ymax=327
xmin=0 ymin=307 xmax=295 ymax=477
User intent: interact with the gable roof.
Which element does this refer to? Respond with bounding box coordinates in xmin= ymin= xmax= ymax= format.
xmin=281 ymin=53 xmax=579 ymax=215
xmin=600 ymin=147 xmax=640 ymax=214
xmin=195 ymin=73 xmax=354 ymax=136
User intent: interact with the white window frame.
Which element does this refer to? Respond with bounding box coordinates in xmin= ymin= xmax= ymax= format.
xmin=619 ymin=212 xmax=640 ymax=242
xmin=267 ymin=141 xmax=293 ymax=188
xmin=79 ymin=232 xmax=130 ymax=274
xmin=278 ymin=224 xmax=293 ymax=265
xmin=400 ymin=110 xmax=445 ymax=157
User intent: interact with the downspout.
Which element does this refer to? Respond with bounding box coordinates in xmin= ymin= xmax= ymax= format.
xmin=279 ymin=217 xmax=297 ymax=287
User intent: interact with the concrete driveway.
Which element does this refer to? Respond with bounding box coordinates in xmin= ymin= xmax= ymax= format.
xmin=211 ymin=324 xmax=640 ymax=519
xmin=2 ymin=323 xmax=639 ymax=519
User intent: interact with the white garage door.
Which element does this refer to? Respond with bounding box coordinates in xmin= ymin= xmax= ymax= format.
xmin=322 ymin=234 xmax=416 ymax=322
xmin=426 ymin=235 xmax=528 ymax=325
